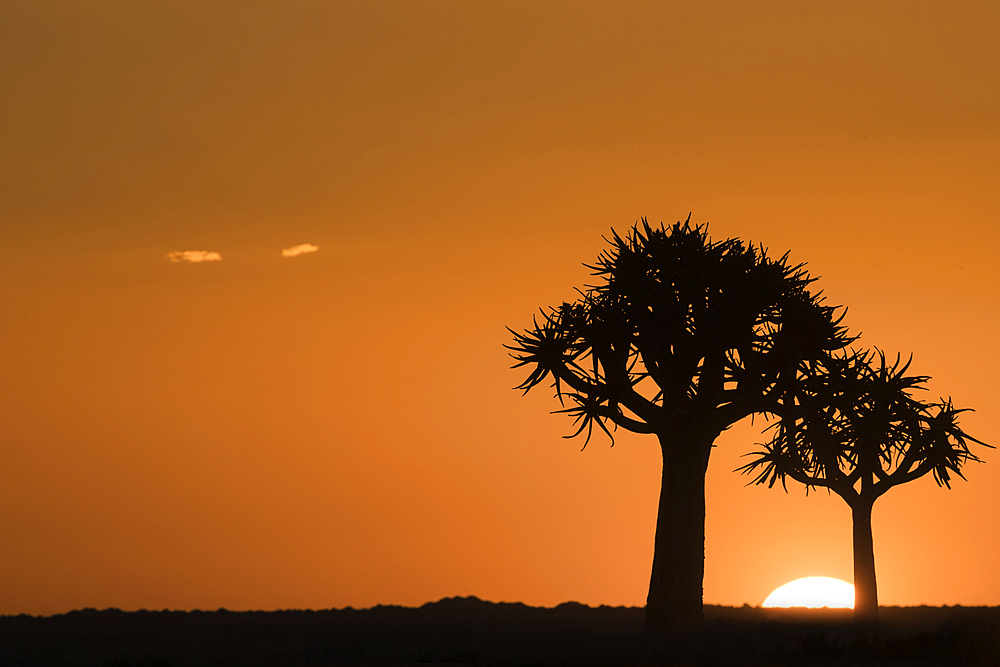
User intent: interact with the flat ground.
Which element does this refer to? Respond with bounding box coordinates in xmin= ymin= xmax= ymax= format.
xmin=1 ymin=598 xmax=997 ymax=665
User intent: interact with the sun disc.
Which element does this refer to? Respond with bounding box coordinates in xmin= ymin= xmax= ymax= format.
xmin=762 ymin=577 xmax=855 ymax=608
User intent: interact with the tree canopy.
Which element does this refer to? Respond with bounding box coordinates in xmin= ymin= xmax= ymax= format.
xmin=742 ymin=349 xmax=987 ymax=501
xmin=509 ymin=218 xmax=852 ymax=444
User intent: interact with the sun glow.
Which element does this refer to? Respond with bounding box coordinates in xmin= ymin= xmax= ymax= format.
xmin=762 ymin=577 xmax=855 ymax=608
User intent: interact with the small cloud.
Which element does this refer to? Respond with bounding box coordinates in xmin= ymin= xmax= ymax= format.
xmin=168 ymin=250 xmax=222 ymax=263
xmin=282 ymin=243 xmax=319 ymax=258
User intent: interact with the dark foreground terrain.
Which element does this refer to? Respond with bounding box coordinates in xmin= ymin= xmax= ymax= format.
xmin=1 ymin=597 xmax=998 ymax=665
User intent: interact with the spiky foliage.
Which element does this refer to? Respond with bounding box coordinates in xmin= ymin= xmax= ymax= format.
xmin=507 ymin=218 xmax=852 ymax=446
xmin=741 ymin=349 xmax=989 ymax=502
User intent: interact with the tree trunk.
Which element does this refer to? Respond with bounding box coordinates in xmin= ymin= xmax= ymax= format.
xmin=852 ymin=500 xmax=879 ymax=624
xmin=644 ymin=430 xmax=714 ymax=631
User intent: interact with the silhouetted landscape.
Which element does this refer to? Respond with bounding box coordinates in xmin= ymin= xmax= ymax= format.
xmin=2 ymin=597 xmax=998 ymax=665
xmin=4 ymin=5 xmax=999 ymax=666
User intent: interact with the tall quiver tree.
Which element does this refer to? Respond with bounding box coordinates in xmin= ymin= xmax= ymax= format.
xmin=507 ymin=218 xmax=851 ymax=630
xmin=742 ymin=350 xmax=989 ymax=624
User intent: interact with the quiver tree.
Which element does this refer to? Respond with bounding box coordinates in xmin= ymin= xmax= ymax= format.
xmin=741 ymin=349 xmax=989 ymax=624
xmin=507 ymin=218 xmax=851 ymax=630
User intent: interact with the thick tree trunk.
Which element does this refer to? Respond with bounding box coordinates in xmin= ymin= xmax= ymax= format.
xmin=643 ymin=430 xmax=714 ymax=631
xmin=852 ymin=500 xmax=879 ymax=624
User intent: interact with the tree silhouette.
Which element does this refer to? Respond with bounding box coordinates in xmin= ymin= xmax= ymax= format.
xmin=507 ymin=218 xmax=851 ymax=629
xmin=741 ymin=349 xmax=988 ymax=623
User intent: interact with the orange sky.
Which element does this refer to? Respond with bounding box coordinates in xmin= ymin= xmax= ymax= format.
xmin=1 ymin=1 xmax=998 ymax=616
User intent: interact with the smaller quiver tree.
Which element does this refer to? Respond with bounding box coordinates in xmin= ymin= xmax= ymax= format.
xmin=741 ymin=349 xmax=989 ymax=624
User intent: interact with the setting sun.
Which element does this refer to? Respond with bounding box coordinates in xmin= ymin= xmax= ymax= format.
xmin=762 ymin=577 xmax=855 ymax=609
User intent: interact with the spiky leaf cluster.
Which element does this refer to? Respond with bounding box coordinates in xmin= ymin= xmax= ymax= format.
xmin=741 ymin=349 xmax=989 ymax=503
xmin=507 ymin=218 xmax=852 ymax=446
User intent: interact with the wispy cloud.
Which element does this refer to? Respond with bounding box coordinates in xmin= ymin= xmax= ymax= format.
xmin=168 ymin=250 xmax=222 ymax=263
xmin=282 ymin=243 xmax=319 ymax=258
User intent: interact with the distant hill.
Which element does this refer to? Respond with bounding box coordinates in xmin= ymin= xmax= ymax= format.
xmin=1 ymin=598 xmax=997 ymax=664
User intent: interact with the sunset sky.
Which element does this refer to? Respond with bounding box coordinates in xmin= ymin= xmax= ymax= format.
xmin=2 ymin=1 xmax=998 ymax=616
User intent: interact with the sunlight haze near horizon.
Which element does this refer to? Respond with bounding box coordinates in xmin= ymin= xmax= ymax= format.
xmin=1 ymin=1 xmax=998 ymax=616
